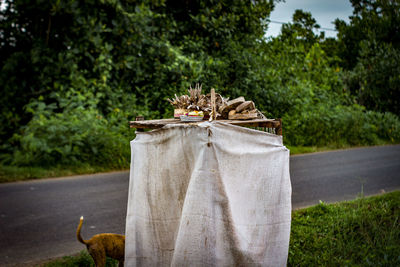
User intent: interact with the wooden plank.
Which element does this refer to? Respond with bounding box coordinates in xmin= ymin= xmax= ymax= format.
xmin=228 ymin=113 xmax=258 ymax=120
xmin=129 ymin=118 xmax=179 ymax=129
xmin=224 ymin=119 xmax=280 ymax=129
xmin=129 ymin=118 xmax=282 ymax=135
xmin=129 ymin=118 xmax=280 ymax=128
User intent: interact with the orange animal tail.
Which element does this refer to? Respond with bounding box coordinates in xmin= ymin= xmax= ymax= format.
xmin=76 ymin=216 xmax=88 ymax=245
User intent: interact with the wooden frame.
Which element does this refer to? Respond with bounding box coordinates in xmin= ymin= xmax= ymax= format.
xmin=129 ymin=118 xmax=282 ymax=136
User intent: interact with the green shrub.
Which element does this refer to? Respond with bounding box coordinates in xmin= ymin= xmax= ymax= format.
xmin=283 ymin=104 xmax=400 ymax=147
xmin=255 ymin=41 xmax=400 ymax=148
xmin=4 ymin=106 xmax=134 ymax=169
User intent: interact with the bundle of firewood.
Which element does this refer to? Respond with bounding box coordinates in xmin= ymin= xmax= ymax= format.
xmin=219 ymin=97 xmax=265 ymax=120
xmin=167 ymin=84 xmax=265 ymax=120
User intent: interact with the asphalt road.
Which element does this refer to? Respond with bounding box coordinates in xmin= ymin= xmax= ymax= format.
xmin=0 ymin=145 xmax=399 ymax=266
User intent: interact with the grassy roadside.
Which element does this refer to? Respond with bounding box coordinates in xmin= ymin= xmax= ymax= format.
xmin=289 ymin=191 xmax=400 ymax=266
xmin=0 ymin=164 xmax=128 ymax=183
xmin=40 ymin=191 xmax=400 ymax=266
xmin=286 ymin=141 xmax=398 ymax=155
xmin=40 ymin=251 xmax=119 ymax=267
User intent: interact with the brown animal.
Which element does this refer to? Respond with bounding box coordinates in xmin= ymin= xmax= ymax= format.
xmin=76 ymin=216 xmax=125 ymax=267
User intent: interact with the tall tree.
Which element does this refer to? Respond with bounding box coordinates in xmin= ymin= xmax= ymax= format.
xmin=335 ymin=0 xmax=400 ymax=69
xmin=279 ymin=9 xmax=324 ymax=49
xmin=335 ymin=0 xmax=400 ymax=115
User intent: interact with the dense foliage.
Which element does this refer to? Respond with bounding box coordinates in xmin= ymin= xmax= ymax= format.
xmin=335 ymin=0 xmax=400 ymax=115
xmin=0 ymin=0 xmax=399 ymax=170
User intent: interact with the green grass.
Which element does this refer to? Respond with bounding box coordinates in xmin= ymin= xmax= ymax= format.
xmin=0 ymin=164 xmax=127 ymax=183
xmin=40 ymin=251 xmax=118 ymax=267
xmin=288 ymin=145 xmax=357 ymax=155
xmin=289 ymin=191 xmax=400 ymax=266
xmin=287 ymin=145 xmax=321 ymax=155
xmin=287 ymin=141 xmax=399 ymax=155
xmin=40 ymin=191 xmax=400 ymax=266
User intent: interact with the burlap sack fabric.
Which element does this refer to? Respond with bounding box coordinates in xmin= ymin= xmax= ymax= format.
xmin=125 ymin=122 xmax=291 ymax=266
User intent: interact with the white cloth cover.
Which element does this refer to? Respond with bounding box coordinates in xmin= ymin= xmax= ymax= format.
xmin=125 ymin=121 xmax=291 ymax=266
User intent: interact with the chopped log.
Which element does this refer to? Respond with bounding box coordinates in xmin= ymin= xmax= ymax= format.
xmin=220 ymin=97 xmax=245 ymax=118
xmin=228 ymin=113 xmax=258 ymax=120
xmin=227 ymin=97 xmax=245 ymax=108
xmin=228 ymin=110 xmax=236 ymax=116
xmin=235 ymin=101 xmax=255 ymax=113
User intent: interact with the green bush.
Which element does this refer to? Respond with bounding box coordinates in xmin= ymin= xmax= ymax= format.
xmin=283 ymin=105 xmax=400 ymax=147
xmin=255 ymin=41 xmax=400 ymax=148
xmin=4 ymin=106 xmax=133 ymax=169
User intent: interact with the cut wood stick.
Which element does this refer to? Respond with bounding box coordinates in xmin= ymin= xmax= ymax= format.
xmin=210 ymin=88 xmax=216 ymax=121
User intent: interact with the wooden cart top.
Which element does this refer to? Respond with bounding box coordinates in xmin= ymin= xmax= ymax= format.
xmin=129 ymin=118 xmax=282 ymax=135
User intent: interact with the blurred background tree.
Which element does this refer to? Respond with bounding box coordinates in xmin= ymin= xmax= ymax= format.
xmin=280 ymin=9 xmax=324 ymax=49
xmin=335 ymin=0 xmax=400 ymax=115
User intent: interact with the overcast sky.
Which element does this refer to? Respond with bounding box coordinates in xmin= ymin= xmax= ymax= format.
xmin=266 ymin=0 xmax=354 ymax=38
